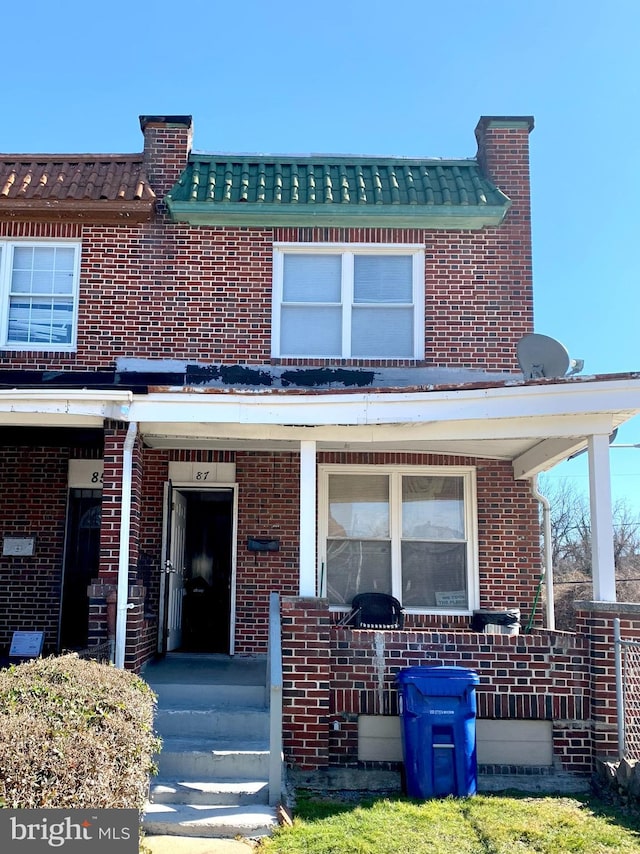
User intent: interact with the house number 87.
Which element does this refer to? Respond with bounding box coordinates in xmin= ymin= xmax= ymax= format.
xmin=195 ymin=471 xmax=209 ymax=480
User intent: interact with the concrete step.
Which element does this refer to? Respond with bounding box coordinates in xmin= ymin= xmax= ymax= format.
xmin=143 ymin=656 xmax=275 ymax=842
xmin=150 ymin=682 xmax=267 ymax=709
xmin=143 ymin=802 xmax=278 ymax=839
xmin=156 ymin=738 xmax=270 ymax=779
xmin=150 ymin=779 xmax=269 ymax=806
xmin=155 ymin=708 xmax=269 ymax=740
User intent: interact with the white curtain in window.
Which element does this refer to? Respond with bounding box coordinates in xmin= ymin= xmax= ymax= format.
xmin=280 ymin=306 xmax=342 ymax=355
xmin=352 ymin=255 xmax=413 ymax=357
xmin=327 ymin=474 xmax=391 ymax=604
xmin=353 ymin=255 xmax=412 ymax=303
xmin=328 ymin=474 xmax=389 ymax=538
xmin=283 ymin=254 xmax=341 ymax=302
xmin=325 ymin=471 xmax=470 ymax=609
xmin=352 ymin=306 xmax=413 ymax=357
xmin=281 ymin=254 xmax=342 ymax=355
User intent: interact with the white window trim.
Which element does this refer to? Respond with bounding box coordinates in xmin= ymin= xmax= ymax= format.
xmin=318 ymin=463 xmax=479 ymax=615
xmin=0 ymin=239 xmax=81 ymax=352
xmin=272 ymin=242 xmax=425 ymax=359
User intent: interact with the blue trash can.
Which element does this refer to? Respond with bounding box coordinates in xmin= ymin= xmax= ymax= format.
xmin=396 ymin=666 xmax=480 ymax=798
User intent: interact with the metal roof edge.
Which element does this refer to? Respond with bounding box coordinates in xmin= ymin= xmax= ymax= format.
xmin=164 ymin=201 xmax=510 ymax=230
xmin=186 ymin=153 xmax=486 ymax=166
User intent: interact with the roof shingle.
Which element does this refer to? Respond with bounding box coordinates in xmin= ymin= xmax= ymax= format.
xmin=0 ymin=155 xmax=155 ymax=222
xmin=166 ymin=155 xmax=510 ymax=229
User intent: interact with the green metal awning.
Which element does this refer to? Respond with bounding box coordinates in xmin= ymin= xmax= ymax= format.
xmin=165 ymin=155 xmax=511 ymax=229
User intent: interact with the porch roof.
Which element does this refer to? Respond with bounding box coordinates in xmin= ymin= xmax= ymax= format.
xmin=129 ymin=371 xmax=640 ymax=479
xmin=0 ymin=374 xmax=638 ymax=479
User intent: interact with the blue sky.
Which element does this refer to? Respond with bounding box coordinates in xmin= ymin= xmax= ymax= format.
xmin=4 ymin=0 xmax=640 ymax=508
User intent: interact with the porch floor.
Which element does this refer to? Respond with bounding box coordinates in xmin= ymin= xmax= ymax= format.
xmin=141 ymin=653 xmax=267 ymax=686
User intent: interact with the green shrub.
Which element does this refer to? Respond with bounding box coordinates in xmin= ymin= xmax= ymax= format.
xmin=0 ymin=653 xmax=160 ymax=810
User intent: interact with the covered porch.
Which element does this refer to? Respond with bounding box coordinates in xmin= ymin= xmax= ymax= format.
xmin=1 ymin=372 xmax=640 ymax=779
xmin=130 ymin=371 xmax=640 ymax=616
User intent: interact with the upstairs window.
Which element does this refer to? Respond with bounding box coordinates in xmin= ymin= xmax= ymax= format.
xmin=273 ymin=244 xmax=424 ymax=359
xmin=0 ymin=241 xmax=80 ymax=350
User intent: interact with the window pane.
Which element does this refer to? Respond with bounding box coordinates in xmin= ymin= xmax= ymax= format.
xmin=12 ymin=246 xmax=34 ymax=271
xmin=8 ymin=299 xmax=73 ymax=345
xmin=401 ymin=542 xmax=468 ymax=607
xmin=281 ymin=305 xmax=341 ymax=355
xmin=283 ymin=254 xmax=341 ymax=302
xmin=11 ymin=246 xmax=75 ymax=295
xmin=402 ymin=476 xmax=465 ymax=539
xmin=31 ymin=246 xmax=56 ymax=271
xmin=329 ymin=474 xmax=389 ymax=538
xmin=354 ymin=255 xmax=413 ymax=303
xmin=352 ymin=306 xmax=413 ymax=357
xmin=11 ymin=270 xmax=32 ymax=294
xmin=326 ymin=539 xmax=391 ymax=604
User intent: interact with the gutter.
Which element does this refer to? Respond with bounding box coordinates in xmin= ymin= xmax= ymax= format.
xmin=115 ymin=422 xmax=138 ymax=668
xmin=531 ymin=475 xmax=555 ymax=631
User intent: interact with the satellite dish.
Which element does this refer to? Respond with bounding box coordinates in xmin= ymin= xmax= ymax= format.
xmin=517 ymin=334 xmax=571 ymax=379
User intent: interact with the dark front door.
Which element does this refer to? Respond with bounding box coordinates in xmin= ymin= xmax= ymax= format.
xmin=59 ymin=488 xmax=101 ymax=650
xmin=181 ymin=489 xmax=234 ymax=654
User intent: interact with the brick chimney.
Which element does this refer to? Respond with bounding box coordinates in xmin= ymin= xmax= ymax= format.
xmin=474 ymin=116 xmax=536 ymax=355
xmin=139 ymin=115 xmax=193 ymax=202
xmin=475 ymin=116 xmax=534 ymax=229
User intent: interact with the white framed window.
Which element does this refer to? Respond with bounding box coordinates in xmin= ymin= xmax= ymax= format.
xmin=0 ymin=240 xmax=81 ymax=350
xmin=318 ymin=465 xmax=478 ymax=613
xmin=272 ymin=243 xmax=425 ymax=359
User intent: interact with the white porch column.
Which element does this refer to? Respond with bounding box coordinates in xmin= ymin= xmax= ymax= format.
xmin=299 ymin=439 xmax=317 ymax=596
xmin=588 ymin=433 xmax=616 ymax=601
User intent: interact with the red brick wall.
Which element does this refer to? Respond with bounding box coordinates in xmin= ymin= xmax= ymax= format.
xmin=281 ymin=597 xmax=331 ymax=769
xmin=233 ymin=450 xmax=542 ymax=655
xmin=141 ymin=117 xmax=193 ymax=202
xmin=329 ymin=624 xmax=592 ymax=775
xmin=0 ymin=446 xmax=67 ymax=653
xmin=281 ymin=595 xmax=593 ymax=775
xmin=234 ymin=452 xmax=301 ymax=654
xmin=574 ymin=604 xmax=640 ymax=764
xmin=0 ymin=444 xmax=104 ymax=655
xmin=0 ymin=220 xmax=532 ymax=372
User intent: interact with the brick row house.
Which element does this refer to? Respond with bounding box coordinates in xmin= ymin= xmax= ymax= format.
xmin=1 ymin=114 xmax=640 ymax=783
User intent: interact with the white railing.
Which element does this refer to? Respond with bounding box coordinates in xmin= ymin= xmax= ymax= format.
xmin=267 ymin=592 xmax=283 ymax=806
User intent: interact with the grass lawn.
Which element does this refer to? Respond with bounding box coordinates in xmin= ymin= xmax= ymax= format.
xmin=258 ymin=791 xmax=640 ymax=853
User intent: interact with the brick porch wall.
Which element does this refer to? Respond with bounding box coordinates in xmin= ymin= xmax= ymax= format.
xmin=281 ymin=595 xmax=595 ymax=776
xmin=132 ymin=449 xmax=542 ymax=661
xmin=574 ymin=601 xmax=640 ymax=764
